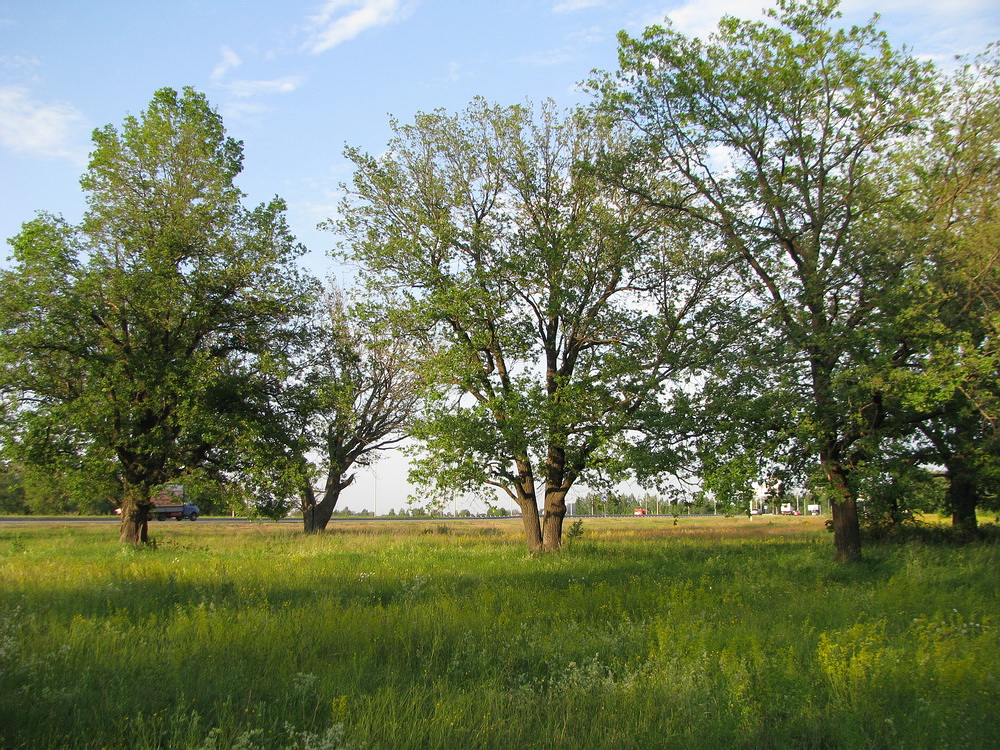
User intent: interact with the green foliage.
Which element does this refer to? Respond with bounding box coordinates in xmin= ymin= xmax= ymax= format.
xmin=594 ymin=0 xmax=947 ymax=560
xmin=0 ymin=520 xmax=997 ymax=748
xmin=888 ymin=44 xmax=1000 ymax=528
xmin=270 ymin=287 xmax=420 ymax=532
xmin=337 ymin=98 xmax=727 ymax=551
xmin=573 ymin=491 xmax=651 ymax=516
xmin=564 ymin=518 xmax=584 ymax=544
xmin=0 ymin=467 xmax=27 ymax=514
xmin=0 ymin=87 xmax=317 ymax=541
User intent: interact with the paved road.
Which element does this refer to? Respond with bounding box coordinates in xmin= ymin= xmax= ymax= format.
xmin=0 ymin=515 xmax=300 ymax=525
xmin=0 ymin=513 xmax=725 ymax=526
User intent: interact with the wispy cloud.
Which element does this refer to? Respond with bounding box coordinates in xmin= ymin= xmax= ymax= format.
xmin=211 ymin=46 xmax=243 ymax=84
xmin=303 ymin=0 xmax=412 ymax=54
xmin=1 ymin=54 xmax=42 ymax=73
xmin=662 ymin=0 xmax=997 ymax=55
xmin=227 ymin=76 xmax=304 ymax=97
xmin=210 ymin=46 xmax=304 ymax=103
xmin=0 ymin=85 xmax=86 ymax=162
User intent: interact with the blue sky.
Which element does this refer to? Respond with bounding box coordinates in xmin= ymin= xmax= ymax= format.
xmin=1 ymin=0 xmax=998 ymax=512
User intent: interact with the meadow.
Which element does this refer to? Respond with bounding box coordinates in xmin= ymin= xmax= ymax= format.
xmin=0 ymin=516 xmax=997 ymax=749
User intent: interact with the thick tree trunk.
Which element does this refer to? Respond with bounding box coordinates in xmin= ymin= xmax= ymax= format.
xmin=542 ymin=486 xmax=568 ymax=552
xmin=512 ymin=459 xmax=544 ymax=553
xmin=303 ymin=494 xmax=340 ymax=533
xmin=118 ymin=499 xmax=150 ymax=545
xmin=302 ymin=476 xmax=351 ymax=533
xmin=947 ymin=458 xmax=979 ymax=535
xmin=301 ymin=483 xmax=322 ymax=533
xmin=520 ymin=502 xmax=544 ymax=553
xmin=830 ymin=497 xmax=862 ymax=563
xmin=823 ymin=458 xmax=862 ymax=563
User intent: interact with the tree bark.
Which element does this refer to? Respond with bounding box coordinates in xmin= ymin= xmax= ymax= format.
xmin=118 ymin=497 xmax=150 ymax=545
xmin=823 ymin=458 xmax=862 ymax=563
xmin=303 ymin=493 xmax=340 ymax=533
xmin=520 ymin=501 xmax=544 ymax=554
xmin=946 ymin=457 xmax=979 ymax=535
xmin=302 ymin=474 xmax=353 ymax=533
xmin=830 ymin=497 xmax=862 ymax=563
xmin=542 ymin=485 xmax=568 ymax=552
xmin=511 ymin=458 xmax=544 ymax=553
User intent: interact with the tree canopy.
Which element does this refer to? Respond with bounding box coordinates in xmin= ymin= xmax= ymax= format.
xmin=592 ymin=0 xmax=940 ymax=560
xmin=274 ymin=287 xmax=422 ymax=533
xmin=336 ymin=99 xmax=728 ymax=552
xmin=0 ymin=87 xmax=316 ymax=543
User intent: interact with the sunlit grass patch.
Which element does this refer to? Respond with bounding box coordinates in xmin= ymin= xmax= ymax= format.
xmin=1 ymin=519 xmax=997 ymax=749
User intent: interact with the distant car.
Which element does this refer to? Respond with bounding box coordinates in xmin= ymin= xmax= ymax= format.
xmin=633 ymin=508 xmax=649 ymax=516
xmin=750 ymin=508 xmax=761 ymax=515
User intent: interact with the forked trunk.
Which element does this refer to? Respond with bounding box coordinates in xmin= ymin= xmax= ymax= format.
xmin=302 ymin=478 xmax=349 ymax=533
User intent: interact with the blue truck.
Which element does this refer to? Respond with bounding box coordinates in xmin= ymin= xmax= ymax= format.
xmin=150 ymin=484 xmax=199 ymax=521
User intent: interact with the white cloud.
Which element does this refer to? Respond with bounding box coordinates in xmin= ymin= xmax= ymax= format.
xmin=0 ymin=54 xmax=41 ymax=73
xmin=661 ymin=0 xmax=997 ymax=55
xmin=211 ymin=46 xmax=243 ymax=83
xmin=227 ymin=76 xmax=304 ymax=98
xmin=666 ymin=0 xmax=774 ymax=40
xmin=568 ymin=25 xmax=607 ymax=45
xmin=0 ymin=86 xmax=86 ymax=162
xmin=210 ymin=47 xmax=304 ymax=103
xmin=303 ymin=0 xmax=411 ymax=54
xmin=839 ymin=0 xmax=999 ymax=57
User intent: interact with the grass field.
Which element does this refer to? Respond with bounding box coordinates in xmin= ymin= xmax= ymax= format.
xmin=0 ymin=516 xmax=997 ymax=749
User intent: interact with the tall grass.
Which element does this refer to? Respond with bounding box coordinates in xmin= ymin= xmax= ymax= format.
xmin=0 ymin=517 xmax=997 ymax=749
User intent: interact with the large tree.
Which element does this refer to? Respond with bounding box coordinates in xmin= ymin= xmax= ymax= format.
xmin=277 ymin=287 xmax=421 ymax=533
xmin=594 ymin=0 xmax=936 ymax=561
xmin=0 ymin=87 xmax=315 ymax=544
xmin=895 ymin=46 xmax=1000 ymax=532
xmin=336 ymin=99 xmax=725 ymax=552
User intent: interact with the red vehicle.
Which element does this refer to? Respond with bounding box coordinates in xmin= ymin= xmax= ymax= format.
xmin=633 ymin=508 xmax=649 ymax=516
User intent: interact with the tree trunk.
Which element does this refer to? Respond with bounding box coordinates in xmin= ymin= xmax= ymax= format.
xmin=823 ymin=458 xmax=862 ymax=563
xmin=118 ymin=499 xmax=150 ymax=545
xmin=519 ymin=499 xmax=543 ymax=554
xmin=511 ymin=459 xmax=544 ymax=553
xmin=830 ymin=496 xmax=862 ymax=563
xmin=302 ymin=477 xmax=351 ymax=533
xmin=947 ymin=457 xmax=979 ymax=535
xmin=301 ymin=483 xmax=321 ymax=533
xmin=541 ymin=485 xmax=568 ymax=552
